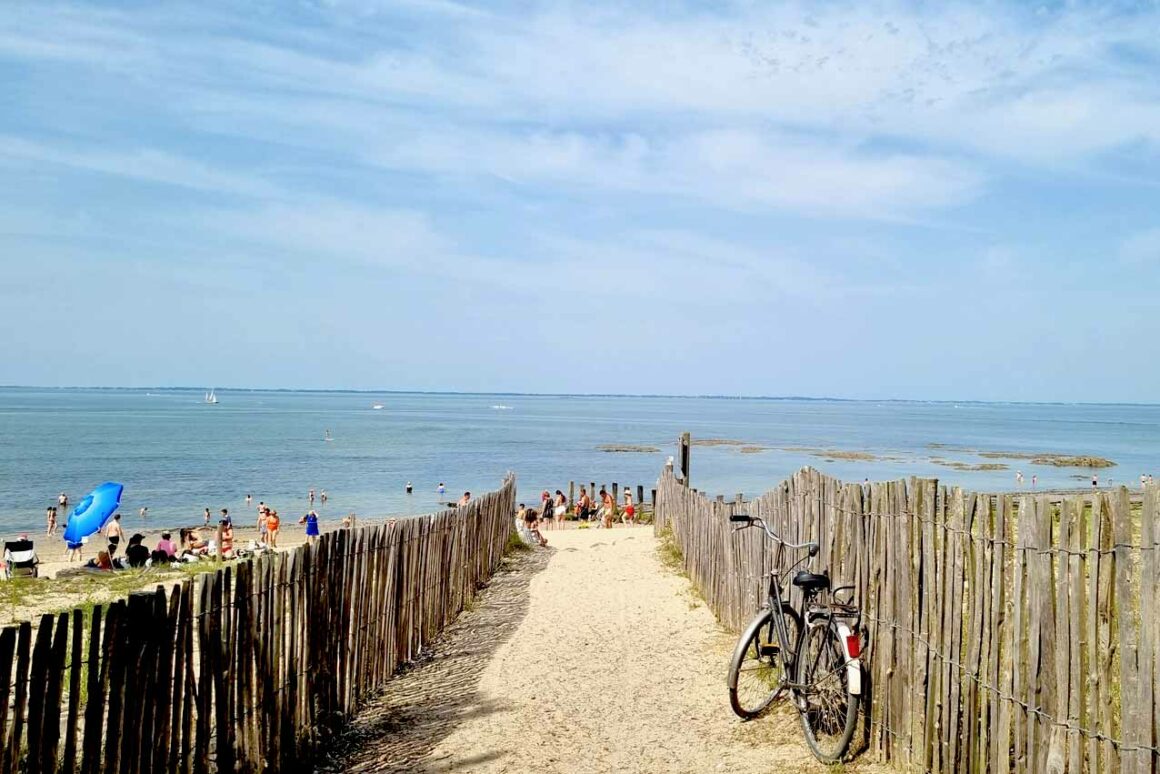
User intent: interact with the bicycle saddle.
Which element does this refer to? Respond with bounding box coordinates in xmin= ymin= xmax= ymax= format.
xmin=792 ymin=571 xmax=830 ymax=592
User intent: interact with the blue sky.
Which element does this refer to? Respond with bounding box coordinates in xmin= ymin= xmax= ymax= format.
xmin=1 ymin=0 xmax=1158 ymax=400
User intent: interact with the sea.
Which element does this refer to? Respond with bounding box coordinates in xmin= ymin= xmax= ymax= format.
xmin=1 ymin=387 xmax=1157 ymax=536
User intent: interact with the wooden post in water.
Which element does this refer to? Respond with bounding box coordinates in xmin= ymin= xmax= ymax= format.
xmin=612 ymin=483 xmax=619 ymax=506
xmin=637 ymin=485 xmax=645 ymax=505
xmin=568 ymin=481 xmax=575 ymax=509
xmin=679 ymin=432 xmax=691 ymax=487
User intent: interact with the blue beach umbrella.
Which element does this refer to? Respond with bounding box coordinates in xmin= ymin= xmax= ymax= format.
xmin=63 ymin=482 xmax=124 ymax=544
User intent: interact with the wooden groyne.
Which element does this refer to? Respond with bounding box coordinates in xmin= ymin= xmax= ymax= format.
xmin=656 ymin=464 xmax=1160 ymax=773
xmin=0 ymin=476 xmax=516 ymax=774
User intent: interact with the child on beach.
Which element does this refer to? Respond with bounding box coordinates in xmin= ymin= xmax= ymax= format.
xmin=523 ymin=507 xmax=547 ymax=546
xmin=622 ymin=490 xmax=635 ymax=525
xmin=46 ymin=506 xmax=57 ymax=536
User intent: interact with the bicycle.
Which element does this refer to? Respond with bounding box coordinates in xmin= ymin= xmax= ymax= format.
xmin=725 ymin=513 xmax=863 ymax=764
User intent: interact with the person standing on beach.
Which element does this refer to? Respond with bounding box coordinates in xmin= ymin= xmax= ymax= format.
xmin=300 ymin=509 xmax=320 ymax=545
xmin=266 ymin=510 xmax=281 ymax=548
xmin=203 ymin=507 xmax=211 ymax=526
xmin=106 ymin=513 xmax=124 ymax=558
xmin=599 ymin=487 xmax=616 ymax=529
xmin=46 ymin=506 xmax=57 ymax=536
xmin=623 ymin=490 xmax=635 ymax=525
xmin=553 ymin=490 xmax=567 ymax=529
xmin=65 ymin=537 xmax=82 ymax=562
xmin=257 ymin=507 xmax=269 ymax=544
xmin=539 ymin=490 xmax=553 ymax=528
xmin=577 ymin=487 xmax=592 ymax=521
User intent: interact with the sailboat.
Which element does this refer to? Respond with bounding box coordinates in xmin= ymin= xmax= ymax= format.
xmin=204 ymin=388 xmax=219 ymax=405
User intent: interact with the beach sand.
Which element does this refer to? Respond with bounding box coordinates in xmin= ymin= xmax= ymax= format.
xmin=323 ymin=525 xmax=887 ymax=773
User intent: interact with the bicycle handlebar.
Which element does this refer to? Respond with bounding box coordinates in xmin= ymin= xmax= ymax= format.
xmin=730 ymin=514 xmax=819 ymax=556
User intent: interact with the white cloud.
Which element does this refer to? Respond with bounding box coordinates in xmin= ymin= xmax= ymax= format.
xmin=0 ymin=136 xmax=282 ymax=198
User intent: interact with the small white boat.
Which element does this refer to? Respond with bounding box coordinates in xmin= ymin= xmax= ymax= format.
xmin=372 ymin=404 xmax=384 ymax=410
xmin=205 ymin=389 xmax=219 ymax=405
xmin=491 ymin=404 xmax=512 ymax=410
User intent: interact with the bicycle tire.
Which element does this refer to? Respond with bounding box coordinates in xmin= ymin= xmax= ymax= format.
xmin=727 ymin=606 xmax=802 ymax=719
xmin=795 ymin=620 xmax=859 ymax=763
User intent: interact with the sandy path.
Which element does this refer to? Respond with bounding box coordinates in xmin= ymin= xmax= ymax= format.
xmin=324 ymin=526 xmax=886 ymax=773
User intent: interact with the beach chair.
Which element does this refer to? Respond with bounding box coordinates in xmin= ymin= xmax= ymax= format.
xmin=3 ymin=538 xmax=39 ymax=579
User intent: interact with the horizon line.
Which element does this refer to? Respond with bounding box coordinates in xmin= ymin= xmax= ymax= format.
xmin=0 ymin=384 xmax=1157 ymax=407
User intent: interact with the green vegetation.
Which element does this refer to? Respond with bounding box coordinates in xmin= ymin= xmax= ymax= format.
xmin=656 ymin=525 xmax=685 ymax=574
xmin=504 ymin=529 xmax=531 ymax=555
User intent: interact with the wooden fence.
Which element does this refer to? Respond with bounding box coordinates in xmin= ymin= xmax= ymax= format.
xmin=0 ymin=476 xmax=516 ymax=774
xmin=656 ymin=465 xmax=1160 ymax=773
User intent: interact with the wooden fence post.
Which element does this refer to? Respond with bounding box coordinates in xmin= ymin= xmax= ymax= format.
xmin=678 ymin=432 xmax=691 ymax=486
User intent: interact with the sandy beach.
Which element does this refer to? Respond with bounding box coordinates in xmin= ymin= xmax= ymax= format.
xmin=322 ymin=525 xmax=888 ymax=774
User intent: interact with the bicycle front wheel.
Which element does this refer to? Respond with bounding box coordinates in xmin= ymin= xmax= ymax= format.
xmin=795 ymin=621 xmax=859 ymax=763
xmin=727 ymin=607 xmax=801 ymax=719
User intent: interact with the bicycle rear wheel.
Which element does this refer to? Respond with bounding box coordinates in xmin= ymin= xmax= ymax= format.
xmin=728 ymin=607 xmax=801 ymax=719
xmin=795 ymin=621 xmax=859 ymax=763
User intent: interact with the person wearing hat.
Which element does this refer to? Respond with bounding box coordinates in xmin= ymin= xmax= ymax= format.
xmin=125 ymin=534 xmax=150 ymax=568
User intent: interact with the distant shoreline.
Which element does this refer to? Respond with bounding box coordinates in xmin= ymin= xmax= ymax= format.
xmin=0 ymin=385 xmax=1156 ymax=407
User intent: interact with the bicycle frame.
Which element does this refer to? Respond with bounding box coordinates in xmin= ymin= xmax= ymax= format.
xmin=734 ymin=515 xmax=862 ymax=695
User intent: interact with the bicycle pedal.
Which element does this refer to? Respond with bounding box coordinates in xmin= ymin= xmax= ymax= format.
xmin=758 ymin=644 xmax=780 ymax=656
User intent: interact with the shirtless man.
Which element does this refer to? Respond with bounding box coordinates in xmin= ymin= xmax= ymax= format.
xmin=105 ymin=513 xmax=124 ymax=558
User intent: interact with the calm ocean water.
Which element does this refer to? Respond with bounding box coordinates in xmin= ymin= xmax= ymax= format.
xmin=0 ymin=388 xmax=1157 ymax=535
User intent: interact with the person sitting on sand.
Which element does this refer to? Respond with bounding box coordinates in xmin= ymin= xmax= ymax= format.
xmin=125 ymin=533 xmax=150 ymax=568
xmin=151 ymin=532 xmax=175 ymax=565
xmin=523 ymin=507 xmax=548 ymax=547
xmin=266 ymin=510 xmax=281 ymax=548
xmin=299 ymin=509 xmax=320 ymax=546
xmin=180 ymin=528 xmax=209 ymax=559
xmin=86 ymin=550 xmax=113 ymax=571
xmin=156 ymin=532 xmax=176 ymax=558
